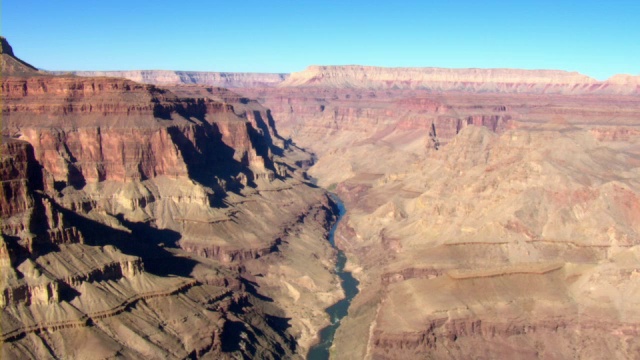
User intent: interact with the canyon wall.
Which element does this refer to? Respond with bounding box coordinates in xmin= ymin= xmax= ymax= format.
xmin=1 ymin=38 xmax=340 ymax=359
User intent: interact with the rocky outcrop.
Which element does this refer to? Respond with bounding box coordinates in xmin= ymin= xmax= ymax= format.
xmin=0 ymin=138 xmax=36 ymax=217
xmin=0 ymin=37 xmax=15 ymax=56
xmin=0 ymin=136 xmax=83 ymax=257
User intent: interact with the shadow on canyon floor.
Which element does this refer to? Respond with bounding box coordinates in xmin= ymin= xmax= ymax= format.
xmin=44 ymin=194 xmax=199 ymax=279
xmin=240 ymin=277 xmax=275 ymax=303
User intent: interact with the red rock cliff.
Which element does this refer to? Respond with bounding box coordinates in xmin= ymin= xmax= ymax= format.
xmin=2 ymin=75 xmax=282 ymax=189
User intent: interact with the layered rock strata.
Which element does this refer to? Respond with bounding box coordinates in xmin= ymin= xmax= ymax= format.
xmin=278 ymin=65 xmax=638 ymax=94
xmin=324 ymin=126 xmax=640 ymax=359
xmin=1 ymin=39 xmax=342 ymax=359
xmin=62 ymin=65 xmax=640 ymax=95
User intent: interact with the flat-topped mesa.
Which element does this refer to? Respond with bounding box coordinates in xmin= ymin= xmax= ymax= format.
xmin=287 ymin=65 xmax=597 ymax=84
xmin=606 ymin=73 xmax=640 ymax=85
xmin=56 ymin=70 xmax=289 ymax=88
xmin=280 ymin=65 xmax=599 ymax=89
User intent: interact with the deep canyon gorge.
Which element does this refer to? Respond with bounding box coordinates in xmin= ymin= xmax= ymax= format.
xmin=3 ymin=37 xmax=640 ymax=359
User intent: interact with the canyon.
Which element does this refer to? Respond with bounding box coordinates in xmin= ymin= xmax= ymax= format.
xmin=1 ymin=38 xmax=343 ymax=359
xmin=238 ymin=68 xmax=640 ymax=359
xmin=3 ymin=36 xmax=640 ymax=359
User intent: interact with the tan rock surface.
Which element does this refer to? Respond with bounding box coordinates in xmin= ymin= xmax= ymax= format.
xmin=228 ymin=69 xmax=640 ymax=359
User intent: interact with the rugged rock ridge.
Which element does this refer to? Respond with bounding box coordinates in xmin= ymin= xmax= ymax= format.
xmin=54 ymin=70 xmax=289 ymax=87
xmin=0 ymin=138 xmax=82 ymax=253
xmin=236 ymin=86 xmax=640 ymax=163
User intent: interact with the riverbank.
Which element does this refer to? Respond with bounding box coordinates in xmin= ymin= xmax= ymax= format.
xmin=307 ymin=196 xmax=359 ymax=360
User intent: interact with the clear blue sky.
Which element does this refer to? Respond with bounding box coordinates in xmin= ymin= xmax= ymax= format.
xmin=2 ymin=0 xmax=638 ymax=79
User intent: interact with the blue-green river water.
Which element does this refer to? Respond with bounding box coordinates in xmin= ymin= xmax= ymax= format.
xmin=307 ymin=197 xmax=359 ymax=360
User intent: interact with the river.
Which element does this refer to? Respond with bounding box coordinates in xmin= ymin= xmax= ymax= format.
xmin=307 ymin=196 xmax=359 ymax=360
